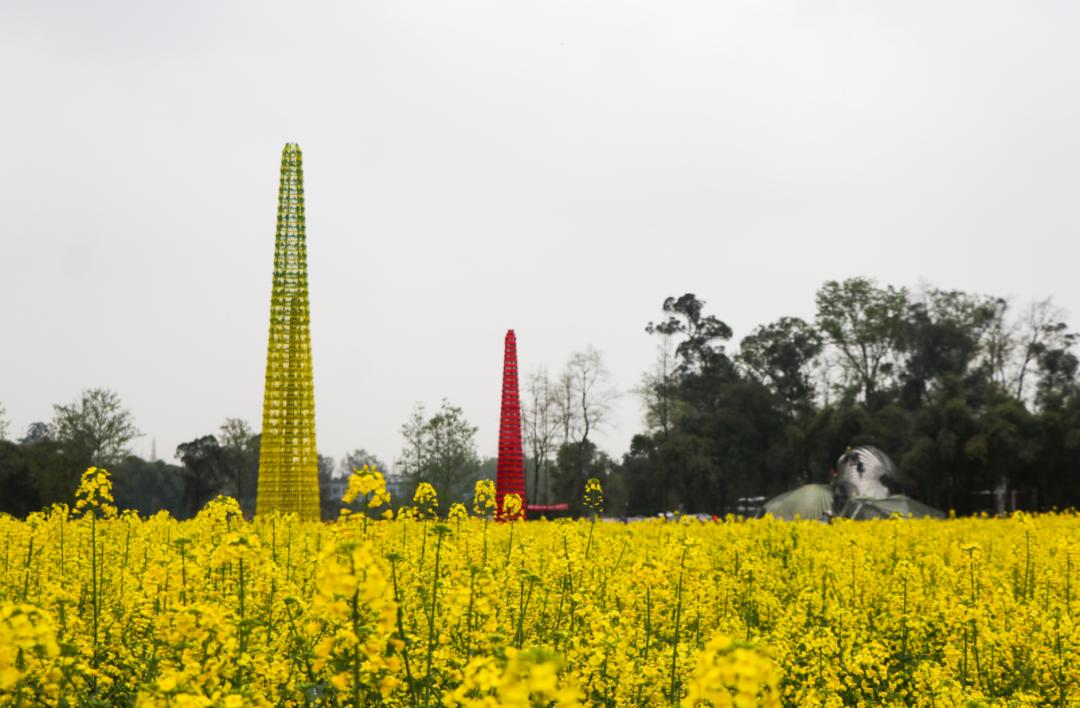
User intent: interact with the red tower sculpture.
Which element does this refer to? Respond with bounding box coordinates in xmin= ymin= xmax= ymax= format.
xmin=496 ymin=330 xmax=526 ymax=519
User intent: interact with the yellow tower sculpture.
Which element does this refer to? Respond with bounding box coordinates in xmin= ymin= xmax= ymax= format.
xmin=256 ymin=143 xmax=321 ymax=519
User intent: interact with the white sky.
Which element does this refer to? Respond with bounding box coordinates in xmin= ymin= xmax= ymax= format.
xmin=2 ymin=1 xmax=1079 ymax=470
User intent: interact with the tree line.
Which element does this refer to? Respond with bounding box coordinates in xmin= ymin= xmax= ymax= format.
xmin=615 ymin=279 xmax=1079 ymax=516
xmin=2 ymin=276 xmax=1077 ymax=518
xmin=0 ymin=390 xmax=385 ymax=519
xmin=312 ymin=276 xmax=1080 ymax=518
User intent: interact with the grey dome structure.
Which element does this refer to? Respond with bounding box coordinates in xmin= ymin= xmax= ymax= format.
xmin=839 ymin=495 xmax=945 ymax=520
xmin=763 ymin=484 xmax=835 ymax=520
xmin=763 ymin=446 xmax=944 ymax=522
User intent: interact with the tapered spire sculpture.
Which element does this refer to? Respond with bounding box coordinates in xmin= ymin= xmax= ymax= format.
xmin=256 ymin=143 xmax=320 ymax=520
xmin=496 ymin=330 xmax=526 ymax=518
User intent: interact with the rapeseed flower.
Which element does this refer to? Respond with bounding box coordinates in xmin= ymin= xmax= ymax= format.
xmin=0 ymin=471 xmax=1077 ymax=705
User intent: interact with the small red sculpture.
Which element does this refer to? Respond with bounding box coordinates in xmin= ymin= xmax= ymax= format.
xmin=496 ymin=330 xmax=526 ymax=519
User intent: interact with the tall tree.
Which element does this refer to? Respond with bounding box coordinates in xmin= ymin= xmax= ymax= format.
xmin=0 ymin=402 xmax=8 ymax=441
xmin=52 ymin=388 xmax=140 ymax=466
xmin=815 ymin=278 xmax=908 ymax=409
xmin=738 ymin=317 xmax=823 ymax=414
xmin=397 ymin=399 xmax=481 ymax=511
xmin=175 ymin=435 xmax=228 ymax=516
xmin=898 ymin=288 xmax=997 ymax=408
xmin=559 ymin=347 xmax=618 ymax=502
xmin=636 ymin=295 xmax=741 ymax=512
xmin=647 ymin=293 xmax=734 ymax=375
xmin=554 ymin=371 xmax=578 ymax=447
xmin=1033 ymin=328 xmax=1079 ymax=411
xmin=338 ymin=449 xmax=386 ymax=476
xmin=218 ymin=418 xmax=258 ymax=512
xmin=564 ymin=347 xmax=617 ymax=448
xmin=219 ymin=418 xmax=254 ymax=451
xmin=523 ymin=368 xmax=560 ymax=505
xmin=398 ymin=404 xmax=428 ymax=484
xmin=1014 ymin=298 xmax=1074 ymax=403
xmin=21 ymin=422 xmax=53 ymax=445
xmin=637 ymin=336 xmax=679 ymax=439
xmin=982 ymin=297 xmax=1016 ymax=393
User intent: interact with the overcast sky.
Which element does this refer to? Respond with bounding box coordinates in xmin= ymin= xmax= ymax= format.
xmin=2 ymin=1 xmax=1078 ymax=471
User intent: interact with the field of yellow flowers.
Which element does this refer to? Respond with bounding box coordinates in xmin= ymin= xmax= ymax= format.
xmin=1 ymin=467 xmax=1077 ymax=706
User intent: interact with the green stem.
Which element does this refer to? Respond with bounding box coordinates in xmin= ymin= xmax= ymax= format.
xmin=669 ymin=545 xmax=688 ymax=705
xmin=424 ymin=530 xmax=446 ymax=706
xmin=91 ymin=514 xmax=100 ymax=672
xmin=180 ymin=545 xmax=188 ymax=605
xmin=351 ymin=585 xmax=361 ymax=706
xmin=390 ymin=558 xmax=418 ymax=704
xmin=121 ymin=524 xmax=130 ymax=603
xmin=21 ymin=535 xmax=33 ymax=601
xmin=1066 ymin=554 xmax=1072 ymax=619
xmin=514 ymin=577 xmax=536 ymax=649
xmin=239 ymin=557 xmax=246 ymax=657
xmin=636 ymin=587 xmax=653 ymax=706
xmin=465 ymin=568 xmax=477 ymax=659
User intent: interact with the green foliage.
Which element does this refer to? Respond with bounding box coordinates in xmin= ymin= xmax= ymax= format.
xmin=0 ymin=441 xmax=42 ymax=515
xmin=397 ymin=399 xmax=481 ymax=512
xmin=738 ymin=317 xmax=822 ymax=413
xmin=51 ymin=388 xmax=140 ymax=467
xmin=219 ymin=418 xmax=259 ymax=514
xmin=815 ymin=278 xmax=909 ymax=408
xmin=110 ymin=455 xmax=186 ymax=517
xmin=646 ymin=293 xmax=734 ymax=374
xmin=552 ymin=440 xmax=616 ymax=515
xmin=618 ymin=282 xmax=1080 ymax=517
xmin=175 ymin=435 xmax=230 ymax=516
xmin=339 ymin=448 xmax=386 ymax=476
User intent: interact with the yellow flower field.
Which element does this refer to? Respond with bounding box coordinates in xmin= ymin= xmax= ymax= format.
xmin=0 ymin=468 xmax=1077 ymax=706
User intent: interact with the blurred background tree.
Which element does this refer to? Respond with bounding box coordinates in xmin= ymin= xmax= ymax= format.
xmin=397 ymin=399 xmax=481 ymax=513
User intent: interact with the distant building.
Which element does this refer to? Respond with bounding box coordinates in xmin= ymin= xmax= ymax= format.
xmin=321 ymin=477 xmax=348 ymax=504
xmin=385 ymin=471 xmax=408 ymax=502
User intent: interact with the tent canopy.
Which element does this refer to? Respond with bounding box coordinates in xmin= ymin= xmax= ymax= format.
xmin=763 ymin=484 xmax=834 ymax=520
xmin=839 ymin=495 xmax=945 ymax=520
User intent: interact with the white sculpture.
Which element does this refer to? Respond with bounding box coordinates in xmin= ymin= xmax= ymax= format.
xmin=836 ymin=446 xmax=903 ymax=499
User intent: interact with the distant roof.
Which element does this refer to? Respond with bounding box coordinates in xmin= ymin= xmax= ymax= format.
xmin=839 ymin=495 xmax=945 ymax=520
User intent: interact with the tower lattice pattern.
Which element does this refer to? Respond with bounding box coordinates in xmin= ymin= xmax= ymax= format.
xmin=496 ymin=330 xmax=526 ymax=519
xmin=256 ymin=143 xmax=320 ymax=520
